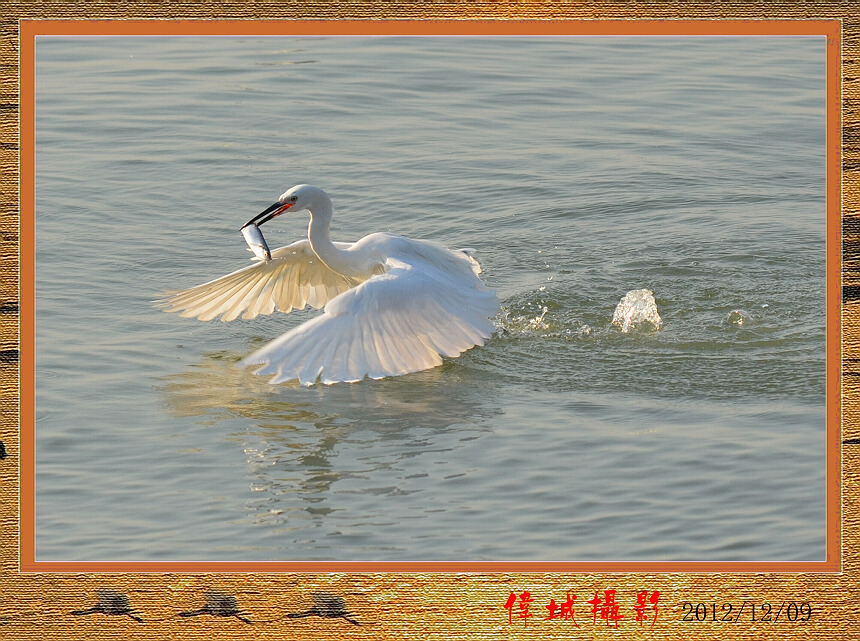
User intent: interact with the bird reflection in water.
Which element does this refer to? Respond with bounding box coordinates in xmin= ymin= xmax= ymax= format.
xmin=159 ymin=349 xmax=500 ymax=530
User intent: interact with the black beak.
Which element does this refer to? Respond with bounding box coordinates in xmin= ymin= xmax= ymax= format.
xmin=242 ymin=201 xmax=293 ymax=229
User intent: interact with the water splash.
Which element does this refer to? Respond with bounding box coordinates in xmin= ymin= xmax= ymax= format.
xmin=611 ymin=289 xmax=663 ymax=333
xmin=498 ymin=300 xmax=592 ymax=339
xmin=498 ymin=303 xmax=555 ymax=335
xmin=726 ymin=309 xmax=747 ymax=326
xmin=530 ymin=306 xmax=550 ymax=330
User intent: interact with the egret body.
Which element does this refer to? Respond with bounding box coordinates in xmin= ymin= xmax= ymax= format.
xmin=160 ymin=185 xmax=499 ymax=385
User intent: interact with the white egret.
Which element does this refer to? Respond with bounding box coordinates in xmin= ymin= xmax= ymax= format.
xmin=159 ymin=185 xmax=499 ymax=385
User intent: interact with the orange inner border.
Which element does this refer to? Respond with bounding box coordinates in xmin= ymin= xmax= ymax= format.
xmin=18 ymin=18 xmax=842 ymax=573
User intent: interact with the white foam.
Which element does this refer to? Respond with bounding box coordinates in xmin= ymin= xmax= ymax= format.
xmin=611 ymin=289 xmax=663 ymax=333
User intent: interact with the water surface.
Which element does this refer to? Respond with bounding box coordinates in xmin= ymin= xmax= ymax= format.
xmin=34 ymin=36 xmax=827 ymax=561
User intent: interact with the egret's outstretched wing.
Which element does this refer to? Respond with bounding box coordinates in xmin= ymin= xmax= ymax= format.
xmin=241 ymin=250 xmax=500 ymax=385
xmin=157 ymin=240 xmax=361 ymax=321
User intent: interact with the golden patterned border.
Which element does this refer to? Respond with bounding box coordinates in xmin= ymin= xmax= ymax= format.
xmin=2 ymin=2 xmax=857 ymax=639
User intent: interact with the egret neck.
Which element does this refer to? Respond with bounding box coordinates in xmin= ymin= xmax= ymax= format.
xmin=301 ymin=190 xmax=375 ymax=279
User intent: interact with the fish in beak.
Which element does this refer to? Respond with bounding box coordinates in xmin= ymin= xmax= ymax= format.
xmin=240 ymin=223 xmax=271 ymax=261
xmin=239 ymin=201 xmax=294 ymax=262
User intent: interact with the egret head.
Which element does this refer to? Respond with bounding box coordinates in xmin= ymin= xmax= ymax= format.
xmin=243 ymin=184 xmax=328 ymax=228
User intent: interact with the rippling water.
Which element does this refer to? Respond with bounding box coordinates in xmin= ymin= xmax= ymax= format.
xmin=34 ymin=35 xmax=826 ymax=561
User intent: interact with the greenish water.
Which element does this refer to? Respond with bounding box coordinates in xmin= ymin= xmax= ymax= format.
xmin=34 ymin=35 xmax=827 ymax=561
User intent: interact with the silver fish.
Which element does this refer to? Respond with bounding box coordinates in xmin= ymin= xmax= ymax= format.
xmin=241 ymin=223 xmax=271 ymax=262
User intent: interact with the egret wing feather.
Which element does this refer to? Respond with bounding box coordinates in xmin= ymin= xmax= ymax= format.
xmin=241 ymin=243 xmax=499 ymax=385
xmin=157 ymin=239 xmax=360 ymax=321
